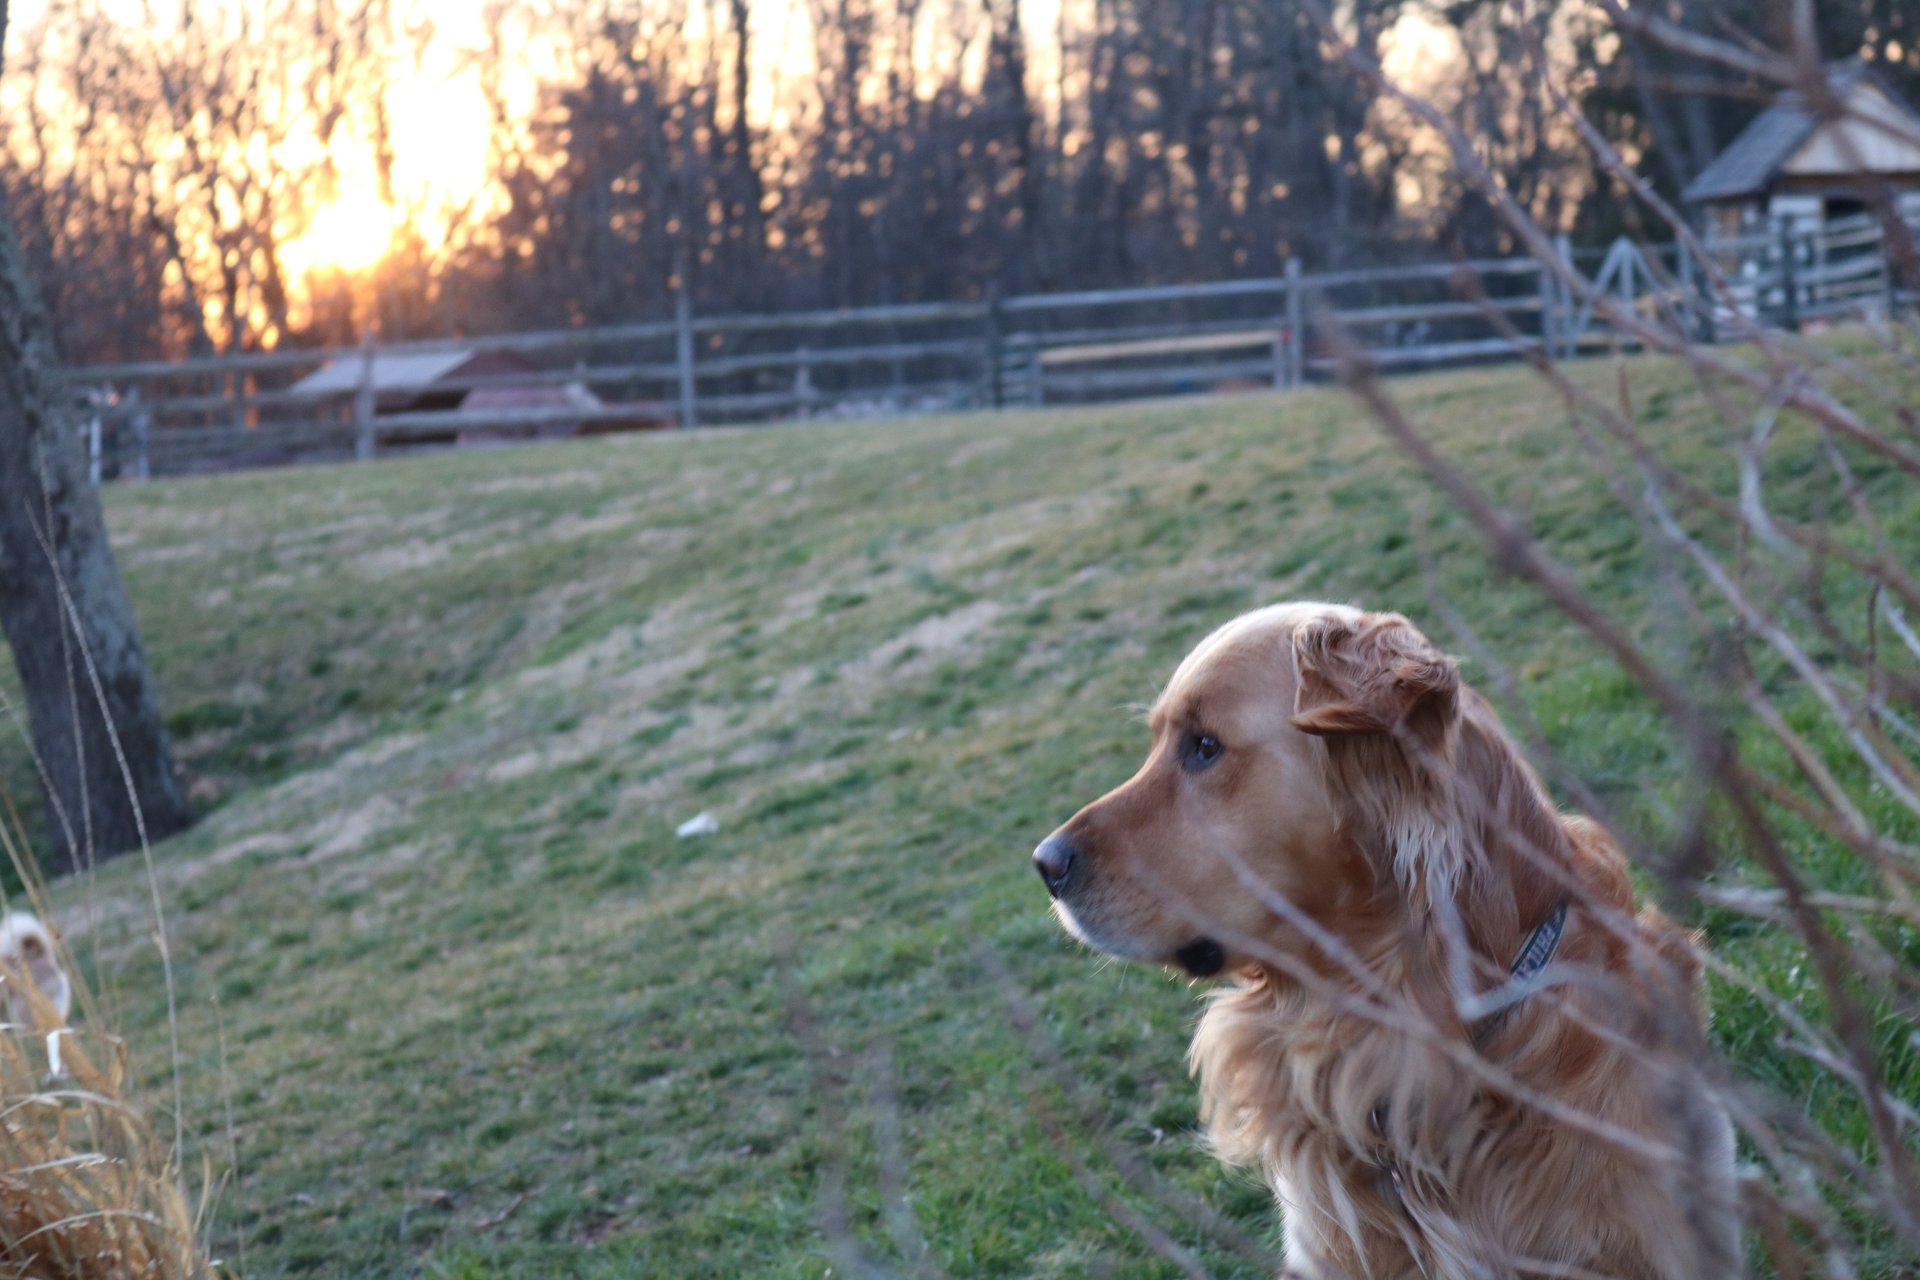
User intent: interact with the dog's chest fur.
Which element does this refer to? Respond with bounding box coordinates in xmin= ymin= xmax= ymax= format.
xmin=1191 ymin=977 xmax=1684 ymax=1280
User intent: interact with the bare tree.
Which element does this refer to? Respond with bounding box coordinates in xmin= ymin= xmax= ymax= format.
xmin=0 ymin=0 xmax=194 ymax=871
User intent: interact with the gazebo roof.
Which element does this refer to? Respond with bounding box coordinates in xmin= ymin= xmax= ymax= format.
xmin=1683 ymin=61 xmax=1920 ymax=205
xmin=289 ymin=349 xmax=482 ymax=397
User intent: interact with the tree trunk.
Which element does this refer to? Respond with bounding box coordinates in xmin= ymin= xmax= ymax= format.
xmin=0 ymin=181 xmax=194 ymax=873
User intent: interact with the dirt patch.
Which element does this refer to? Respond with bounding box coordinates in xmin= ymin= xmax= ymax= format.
xmin=545 ymin=510 xmax=643 ymax=541
xmin=306 ymin=795 xmax=410 ymax=862
xmin=354 ymin=540 xmax=452 ymax=577
xmin=247 ymin=731 xmax=430 ymax=819
xmin=315 ymin=833 xmax=449 ymax=900
xmin=484 ymin=705 xmax=678 ymax=783
xmin=917 ymin=491 xmax=1121 ymax=579
xmin=943 ymin=436 xmax=1015 ymax=467
xmin=470 ymin=470 xmax=609 ymax=495
xmin=841 ymin=599 xmax=1008 ymax=699
xmin=119 ymin=541 xmax=222 ymax=568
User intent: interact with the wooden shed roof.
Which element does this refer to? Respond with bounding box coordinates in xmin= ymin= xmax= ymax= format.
xmin=1684 ymin=61 xmax=1920 ymax=205
xmin=290 ymin=349 xmax=476 ymax=397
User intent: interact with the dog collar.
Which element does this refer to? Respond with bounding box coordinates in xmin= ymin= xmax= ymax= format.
xmin=1375 ymin=902 xmax=1570 ymax=1207
xmin=1509 ymin=897 xmax=1568 ymax=985
xmin=1471 ymin=898 xmax=1569 ymax=1046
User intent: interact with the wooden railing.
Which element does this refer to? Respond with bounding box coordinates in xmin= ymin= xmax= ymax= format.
xmin=68 ymin=215 xmax=1920 ymax=479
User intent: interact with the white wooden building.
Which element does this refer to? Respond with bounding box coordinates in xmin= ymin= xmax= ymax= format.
xmin=1684 ymin=60 xmax=1920 ymax=237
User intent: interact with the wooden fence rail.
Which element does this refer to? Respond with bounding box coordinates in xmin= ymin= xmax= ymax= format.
xmin=67 ymin=214 xmax=1920 ymax=479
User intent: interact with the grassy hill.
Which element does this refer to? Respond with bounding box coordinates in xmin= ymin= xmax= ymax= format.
xmin=6 ymin=351 xmax=1916 ymax=1277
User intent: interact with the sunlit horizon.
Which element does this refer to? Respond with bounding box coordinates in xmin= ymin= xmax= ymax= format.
xmin=4 ymin=0 xmax=1174 ymax=287
xmin=0 ymin=0 xmax=1515 ymax=352
xmin=278 ymin=0 xmax=1448 ymax=280
xmin=280 ymin=26 xmax=500 ymax=288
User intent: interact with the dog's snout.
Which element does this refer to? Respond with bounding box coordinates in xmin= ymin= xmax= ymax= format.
xmin=1033 ymin=834 xmax=1078 ymax=897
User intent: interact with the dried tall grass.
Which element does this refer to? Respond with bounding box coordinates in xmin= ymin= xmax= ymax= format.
xmin=0 ymin=902 xmax=213 ymax=1280
xmin=0 ymin=724 xmax=212 ymax=1277
xmin=0 ymin=1010 xmax=208 ymax=1279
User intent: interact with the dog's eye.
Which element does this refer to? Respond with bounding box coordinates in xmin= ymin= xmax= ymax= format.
xmin=1184 ymin=734 xmax=1223 ymax=771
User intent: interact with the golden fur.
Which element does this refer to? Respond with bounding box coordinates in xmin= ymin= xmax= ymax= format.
xmin=1036 ymin=603 xmax=1738 ymax=1279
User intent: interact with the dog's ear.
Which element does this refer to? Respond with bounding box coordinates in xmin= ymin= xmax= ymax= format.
xmin=1289 ymin=612 xmax=1459 ymax=747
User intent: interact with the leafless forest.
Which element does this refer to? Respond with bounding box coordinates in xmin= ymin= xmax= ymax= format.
xmin=3 ymin=0 xmax=1914 ymax=365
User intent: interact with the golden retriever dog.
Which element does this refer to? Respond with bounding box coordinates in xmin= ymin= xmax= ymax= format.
xmin=1033 ymin=602 xmax=1738 ymax=1279
xmin=0 ymin=911 xmax=72 ymax=1029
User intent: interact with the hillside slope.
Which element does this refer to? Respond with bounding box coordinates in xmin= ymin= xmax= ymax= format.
xmin=12 ymin=352 xmax=1916 ymax=1277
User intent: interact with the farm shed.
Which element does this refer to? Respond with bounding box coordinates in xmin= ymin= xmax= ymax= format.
xmin=288 ymin=346 xmax=669 ymax=447
xmin=1683 ymin=60 xmax=1920 ymax=239
xmin=288 ymin=347 xmax=545 ymax=415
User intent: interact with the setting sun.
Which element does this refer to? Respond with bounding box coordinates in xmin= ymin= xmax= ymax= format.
xmin=284 ymin=190 xmax=399 ymax=277
xmin=273 ymin=13 xmax=498 ymax=293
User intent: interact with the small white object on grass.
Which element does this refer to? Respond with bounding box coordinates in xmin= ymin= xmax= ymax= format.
xmin=676 ymin=810 xmax=719 ymax=838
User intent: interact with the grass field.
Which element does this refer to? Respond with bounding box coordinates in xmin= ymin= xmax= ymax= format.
xmin=4 ymin=350 xmax=1917 ymax=1277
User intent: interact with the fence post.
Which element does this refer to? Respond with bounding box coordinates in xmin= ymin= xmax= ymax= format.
xmin=1284 ymin=257 xmax=1305 ymax=388
xmin=1693 ymin=229 xmax=1721 ymax=345
xmin=1554 ymin=234 xmax=1574 ymax=358
xmin=1536 ymin=257 xmax=1556 ymax=360
xmin=1882 ymin=219 xmax=1898 ymax=318
xmin=674 ymin=281 xmax=697 ymax=430
xmin=984 ymin=285 xmax=1005 ymax=409
xmin=1674 ymin=237 xmax=1696 ymax=337
xmin=1022 ymin=335 xmax=1044 ymax=407
xmin=1813 ymin=218 xmax=1830 ymax=317
xmin=128 ymin=387 xmax=150 ymax=481
xmin=353 ymin=328 xmax=376 ymax=461
xmin=1620 ymin=244 xmax=1643 ymax=351
xmin=86 ymin=412 xmax=102 ymax=485
xmin=794 ymin=346 xmax=816 ymax=419
xmin=1778 ymin=219 xmax=1800 ymax=332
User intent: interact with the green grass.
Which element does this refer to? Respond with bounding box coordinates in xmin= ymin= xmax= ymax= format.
xmin=2 ymin=349 xmax=1916 ymax=1276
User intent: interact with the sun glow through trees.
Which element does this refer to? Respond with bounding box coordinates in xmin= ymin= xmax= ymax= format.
xmin=283 ymin=190 xmax=401 ymax=278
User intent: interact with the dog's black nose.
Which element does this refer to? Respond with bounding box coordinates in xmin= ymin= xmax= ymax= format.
xmin=1033 ymin=834 xmax=1076 ymax=897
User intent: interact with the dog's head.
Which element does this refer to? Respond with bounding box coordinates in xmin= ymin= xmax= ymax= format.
xmin=1032 ymin=602 xmax=1461 ymax=977
xmin=1 ymin=911 xmax=72 ymax=1027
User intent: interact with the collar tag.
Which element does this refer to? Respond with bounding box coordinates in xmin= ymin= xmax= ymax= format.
xmin=1471 ymin=898 xmax=1569 ymax=1046
xmin=1508 ymin=897 xmax=1568 ymax=985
